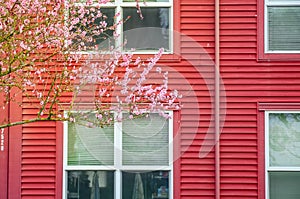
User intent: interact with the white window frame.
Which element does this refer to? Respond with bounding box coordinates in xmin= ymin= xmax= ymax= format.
xmin=72 ymin=0 xmax=174 ymax=54
xmin=264 ymin=0 xmax=300 ymax=53
xmin=265 ymin=111 xmax=300 ymax=199
xmin=63 ymin=111 xmax=174 ymax=199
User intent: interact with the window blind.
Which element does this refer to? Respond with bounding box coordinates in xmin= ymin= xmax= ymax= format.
xmin=68 ymin=123 xmax=114 ymax=165
xmin=268 ymin=7 xmax=300 ymax=51
xmin=122 ymin=113 xmax=169 ymax=166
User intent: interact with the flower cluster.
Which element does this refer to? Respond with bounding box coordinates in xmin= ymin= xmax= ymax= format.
xmin=0 ymin=0 xmax=181 ymax=128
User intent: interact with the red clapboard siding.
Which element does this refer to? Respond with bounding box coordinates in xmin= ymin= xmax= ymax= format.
xmin=13 ymin=0 xmax=300 ymax=198
xmin=0 ymin=97 xmax=8 ymax=199
xmin=219 ymin=0 xmax=259 ymax=197
xmin=219 ymin=0 xmax=300 ymax=197
xmin=21 ymin=107 xmax=57 ymax=199
xmin=180 ymin=0 xmax=216 ymax=198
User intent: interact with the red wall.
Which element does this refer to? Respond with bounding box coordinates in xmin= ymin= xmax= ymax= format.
xmin=6 ymin=0 xmax=300 ymax=198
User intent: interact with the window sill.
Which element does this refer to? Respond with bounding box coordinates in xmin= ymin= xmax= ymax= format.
xmin=133 ymin=53 xmax=181 ymax=63
xmin=71 ymin=52 xmax=181 ymax=63
xmin=258 ymin=52 xmax=300 ymax=62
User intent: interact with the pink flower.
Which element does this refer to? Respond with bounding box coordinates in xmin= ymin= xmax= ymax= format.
xmin=24 ymin=19 xmax=30 ymax=25
xmin=20 ymin=41 xmax=30 ymax=50
xmin=99 ymin=0 xmax=110 ymax=4
xmin=100 ymin=21 xmax=107 ymax=28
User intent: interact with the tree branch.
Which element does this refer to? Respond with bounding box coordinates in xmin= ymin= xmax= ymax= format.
xmin=0 ymin=117 xmax=67 ymax=129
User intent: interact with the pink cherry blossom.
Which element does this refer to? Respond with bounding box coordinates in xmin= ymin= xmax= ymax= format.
xmin=0 ymin=0 xmax=180 ymax=128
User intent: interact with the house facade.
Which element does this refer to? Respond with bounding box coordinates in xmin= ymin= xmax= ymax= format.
xmin=1 ymin=0 xmax=300 ymax=199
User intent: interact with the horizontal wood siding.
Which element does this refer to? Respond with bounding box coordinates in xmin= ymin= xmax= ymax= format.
xmin=21 ymin=103 xmax=57 ymax=199
xmin=219 ymin=0 xmax=259 ymax=198
xmin=180 ymin=0 xmax=216 ymax=198
xmin=16 ymin=0 xmax=300 ymax=198
xmin=220 ymin=0 xmax=300 ymax=198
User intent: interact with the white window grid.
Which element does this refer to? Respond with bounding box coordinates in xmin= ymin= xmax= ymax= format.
xmin=63 ymin=111 xmax=174 ymax=199
xmin=265 ymin=111 xmax=300 ymax=199
xmin=72 ymin=0 xmax=174 ymax=54
xmin=264 ymin=0 xmax=300 ymax=53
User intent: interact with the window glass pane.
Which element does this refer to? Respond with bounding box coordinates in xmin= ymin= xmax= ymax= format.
xmin=122 ymin=171 xmax=170 ymax=199
xmin=269 ymin=171 xmax=300 ymax=199
xmin=269 ymin=113 xmax=300 ymax=167
xmin=268 ymin=7 xmax=300 ymax=51
xmin=122 ymin=113 xmax=169 ymax=165
xmin=68 ymin=123 xmax=114 ymax=165
xmin=70 ymin=7 xmax=115 ymax=51
xmin=123 ymin=7 xmax=170 ymax=51
xmin=67 ymin=170 xmax=114 ymax=199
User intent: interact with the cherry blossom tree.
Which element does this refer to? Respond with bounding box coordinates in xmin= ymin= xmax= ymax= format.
xmin=0 ymin=0 xmax=180 ymax=128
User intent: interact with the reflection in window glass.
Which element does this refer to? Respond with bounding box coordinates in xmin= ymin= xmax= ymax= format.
xmin=123 ymin=8 xmax=170 ymax=51
xmin=67 ymin=171 xmax=114 ymax=199
xmin=269 ymin=113 xmax=300 ymax=167
xmin=122 ymin=171 xmax=170 ymax=199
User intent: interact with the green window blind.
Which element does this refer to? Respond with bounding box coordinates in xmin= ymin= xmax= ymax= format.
xmin=122 ymin=113 xmax=169 ymax=166
xmin=268 ymin=7 xmax=300 ymax=51
xmin=68 ymin=123 xmax=114 ymax=166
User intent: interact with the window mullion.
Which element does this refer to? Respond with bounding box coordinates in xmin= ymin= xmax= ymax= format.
xmin=268 ymin=167 xmax=300 ymax=171
xmin=114 ymin=119 xmax=122 ymax=169
xmin=115 ymin=4 xmax=122 ymax=50
xmin=115 ymin=170 xmax=121 ymax=199
xmin=114 ymin=113 xmax=122 ymax=199
xmin=120 ymin=2 xmax=172 ymax=7
xmin=267 ymin=1 xmax=300 ymax=6
xmin=168 ymin=111 xmax=173 ymax=167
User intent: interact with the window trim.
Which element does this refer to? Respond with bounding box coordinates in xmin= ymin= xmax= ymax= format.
xmin=257 ymin=0 xmax=300 ymax=61
xmin=264 ymin=110 xmax=300 ymax=199
xmin=69 ymin=0 xmax=181 ymax=62
xmin=258 ymin=103 xmax=300 ymax=199
xmin=63 ymin=111 xmax=174 ymax=199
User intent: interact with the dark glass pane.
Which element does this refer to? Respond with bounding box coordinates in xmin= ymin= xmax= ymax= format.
xmin=67 ymin=170 xmax=114 ymax=199
xmin=268 ymin=7 xmax=300 ymax=51
xmin=269 ymin=171 xmax=300 ymax=199
xmin=70 ymin=7 xmax=115 ymax=51
xmin=122 ymin=171 xmax=170 ymax=199
xmin=123 ymin=7 xmax=170 ymax=51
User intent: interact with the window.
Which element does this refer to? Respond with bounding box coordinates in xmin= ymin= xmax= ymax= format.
xmin=265 ymin=112 xmax=300 ymax=199
xmin=71 ymin=0 xmax=173 ymax=53
xmin=265 ymin=0 xmax=300 ymax=53
xmin=64 ymin=112 xmax=173 ymax=199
